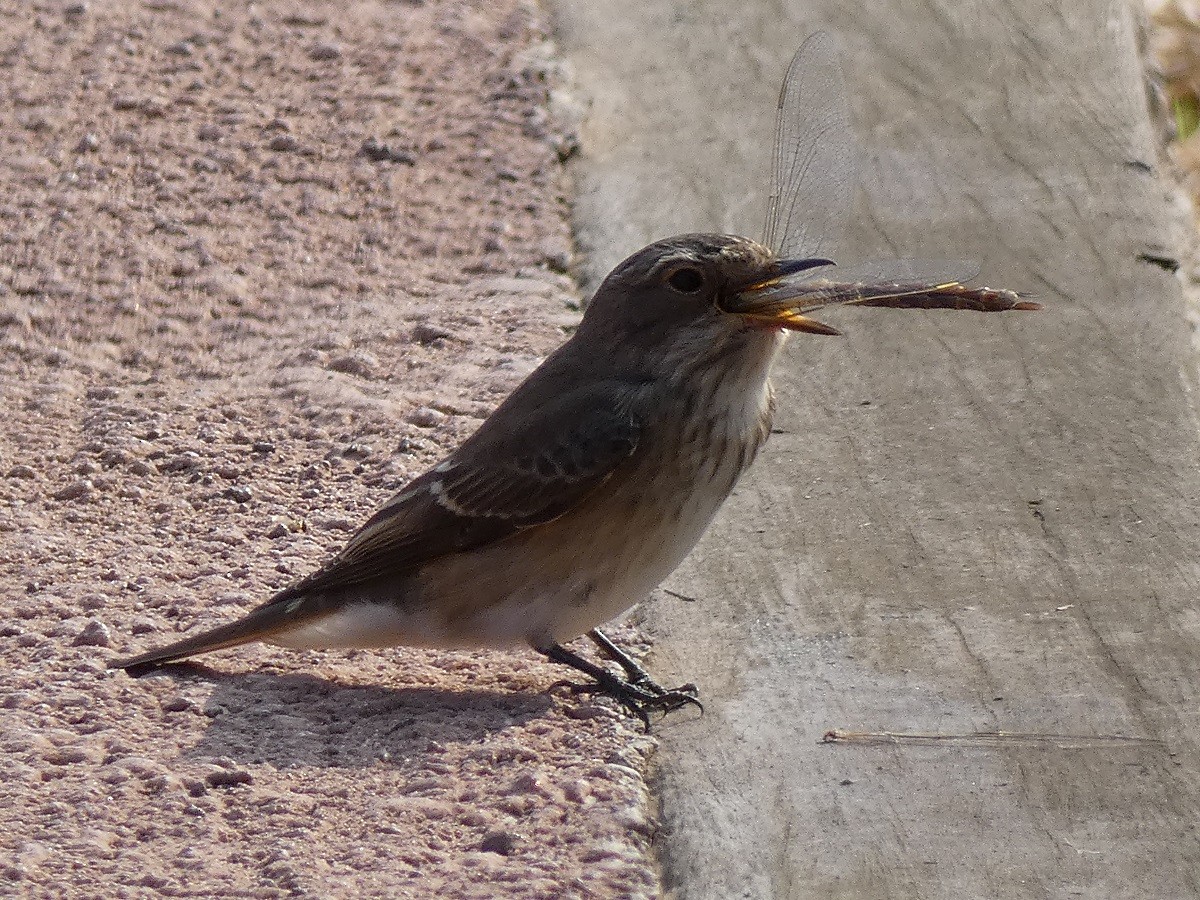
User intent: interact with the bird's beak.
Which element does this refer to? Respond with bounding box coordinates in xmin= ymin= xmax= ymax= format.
xmin=728 ymin=257 xmax=842 ymax=335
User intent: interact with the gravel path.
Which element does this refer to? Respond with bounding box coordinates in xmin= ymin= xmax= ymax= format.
xmin=0 ymin=2 xmax=659 ymax=897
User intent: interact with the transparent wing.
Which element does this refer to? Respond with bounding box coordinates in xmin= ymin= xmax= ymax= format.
xmin=763 ymin=31 xmax=856 ymax=260
xmin=821 ymin=258 xmax=979 ymax=285
xmin=765 ymin=35 xmax=979 ymax=288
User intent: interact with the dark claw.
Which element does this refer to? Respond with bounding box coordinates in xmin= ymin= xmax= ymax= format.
xmin=612 ymin=683 xmax=703 ymax=732
xmin=542 ymin=642 xmax=703 ymax=731
xmin=551 ymin=678 xmax=702 ymax=730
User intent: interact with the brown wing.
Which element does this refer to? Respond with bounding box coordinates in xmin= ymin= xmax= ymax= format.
xmin=277 ymin=382 xmax=642 ymax=598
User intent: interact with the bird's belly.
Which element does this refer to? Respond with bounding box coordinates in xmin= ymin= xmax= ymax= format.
xmin=272 ymin=393 xmax=768 ymax=654
xmin=417 ymin=434 xmax=756 ymax=648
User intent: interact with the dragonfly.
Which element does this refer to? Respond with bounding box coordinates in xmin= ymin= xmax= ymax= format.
xmin=745 ymin=32 xmax=1038 ymax=335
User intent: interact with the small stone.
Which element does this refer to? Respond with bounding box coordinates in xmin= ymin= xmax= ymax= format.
xmin=75 ymin=133 xmax=100 ymax=153
xmin=268 ymin=134 xmax=299 ymax=152
xmin=197 ymin=123 xmax=223 ymax=142
xmin=563 ymin=703 xmax=609 ymax=721
xmin=359 ymin=138 xmax=416 ymax=165
xmin=505 ymin=773 xmax=545 ymax=795
xmin=169 ymin=258 xmax=198 ymax=278
xmin=130 ymin=617 xmax=158 ymax=635
xmin=300 ymin=462 xmax=329 ymax=481
xmin=141 ymin=97 xmax=168 ymax=119
xmin=100 ymin=767 xmax=131 ymax=786
xmin=281 ymin=12 xmax=327 ymax=26
xmin=183 ymin=777 xmax=208 ymax=797
xmin=552 ymin=132 xmax=580 ymax=163
xmin=563 ymin=780 xmax=591 ymax=803
xmin=251 ymin=441 xmax=275 ymax=454
xmin=223 ymin=485 xmax=252 ymax=503
xmin=266 ymin=522 xmax=290 ymax=539
xmin=44 ymin=747 xmax=90 ymax=765
xmin=411 ymin=323 xmax=453 ymax=345
xmin=6 ymin=465 xmax=36 ymax=480
xmin=478 ymin=830 xmax=517 ymax=856
xmin=541 ymin=243 xmax=571 ymax=274
xmin=327 ymin=352 xmax=378 ymax=378
xmin=53 ymin=479 xmax=92 ymax=501
xmin=72 ymin=619 xmax=111 ymax=648
xmin=109 ymin=757 xmax=164 ymax=779
xmin=204 ymin=767 xmax=253 ymax=788
xmin=159 ymin=452 xmax=201 ymax=473
xmin=191 ymin=158 xmax=219 ymax=177
xmin=406 ymin=407 xmax=445 ymax=428
xmin=165 ymin=40 xmax=194 ymax=56
xmin=309 ymin=43 xmax=342 ymax=61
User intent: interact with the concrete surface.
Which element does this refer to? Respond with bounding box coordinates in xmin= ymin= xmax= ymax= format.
xmin=554 ymin=1 xmax=1200 ymax=897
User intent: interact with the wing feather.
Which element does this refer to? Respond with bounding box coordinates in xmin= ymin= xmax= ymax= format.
xmin=275 ymin=381 xmax=642 ymax=598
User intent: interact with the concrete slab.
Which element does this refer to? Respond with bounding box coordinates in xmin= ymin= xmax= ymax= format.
xmin=553 ymin=1 xmax=1200 ymax=896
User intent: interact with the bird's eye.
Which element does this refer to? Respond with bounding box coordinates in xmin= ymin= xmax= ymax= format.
xmin=666 ymin=266 xmax=705 ymax=294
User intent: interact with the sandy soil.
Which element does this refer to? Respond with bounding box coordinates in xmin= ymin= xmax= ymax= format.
xmin=0 ymin=1 xmax=660 ymax=897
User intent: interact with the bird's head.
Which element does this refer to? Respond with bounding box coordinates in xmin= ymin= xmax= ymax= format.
xmin=579 ymin=234 xmax=839 ymax=356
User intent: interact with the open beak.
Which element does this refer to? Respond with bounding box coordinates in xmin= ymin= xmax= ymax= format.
xmin=728 ymin=257 xmax=842 ymax=335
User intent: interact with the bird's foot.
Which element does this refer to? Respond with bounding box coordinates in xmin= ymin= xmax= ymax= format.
xmin=549 ymin=675 xmax=701 ymax=731
xmin=542 ymin=640 xmax=702 ymax=732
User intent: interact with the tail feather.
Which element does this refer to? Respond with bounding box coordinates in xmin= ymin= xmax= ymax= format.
xmin=110 ymin=594 xmax=324 ymax=674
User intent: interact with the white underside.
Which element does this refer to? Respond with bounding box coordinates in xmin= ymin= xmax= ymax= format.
xmin=267 ymin=579 xmax=644 ymax=652
xmin=267 ymin=602 xmax=494 ymax=650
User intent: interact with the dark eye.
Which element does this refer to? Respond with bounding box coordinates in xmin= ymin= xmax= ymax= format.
xmin=666 ymin=266 xmax=705 ymax=294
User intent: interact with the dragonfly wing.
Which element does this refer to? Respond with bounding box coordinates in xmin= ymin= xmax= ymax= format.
xmin=764 ymin=32 xmax=857 ymax=261
xmin=822 ymin=258 xmax=980 ymax=286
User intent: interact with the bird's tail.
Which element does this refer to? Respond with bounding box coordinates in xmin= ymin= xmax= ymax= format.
xmin=110 ymin=593 xmax=320 ymax=675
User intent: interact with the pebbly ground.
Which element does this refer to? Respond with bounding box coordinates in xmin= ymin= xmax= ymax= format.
xmin=0 ymin=1 xmax=662 ymax=897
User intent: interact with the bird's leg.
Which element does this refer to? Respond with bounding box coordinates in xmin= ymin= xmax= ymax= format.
xmin=541 ymin=641 xmax=701 ymax=732
xmin=588 ymin=628 xmax=654 ymax=686
xmin=587 ymin=628 xmax=698 ymax=699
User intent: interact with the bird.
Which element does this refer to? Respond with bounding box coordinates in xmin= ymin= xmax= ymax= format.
xmin=112 ymin=233 xmax=1032 ymax=728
